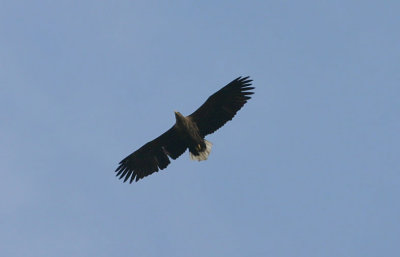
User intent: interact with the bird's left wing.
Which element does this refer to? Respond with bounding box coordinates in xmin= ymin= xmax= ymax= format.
xmin=189 ymin=76 xmax=254 ymax=136
xmin=115 ymin=126 xmax=187 ymax=183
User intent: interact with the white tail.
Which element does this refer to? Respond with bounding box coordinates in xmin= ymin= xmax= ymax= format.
xmin=190 ymin=140 xmax=213 ymax=161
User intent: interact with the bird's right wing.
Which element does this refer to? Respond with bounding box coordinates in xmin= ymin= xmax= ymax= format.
xmin=115 ymin=126 xmax=187 ymax=183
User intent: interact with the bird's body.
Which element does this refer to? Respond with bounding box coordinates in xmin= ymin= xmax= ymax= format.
xmin=115 ymin=76 xmax=254 ymax=183
xmin=173 ymin=111 xmax=211 ymax=161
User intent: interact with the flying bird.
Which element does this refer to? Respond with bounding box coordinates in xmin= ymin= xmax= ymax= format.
xmin=115 ymin=76 xmax=254 ymax=183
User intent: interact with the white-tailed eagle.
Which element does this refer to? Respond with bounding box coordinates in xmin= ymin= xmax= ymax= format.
xmin=115 ymin=76 xmax=254 ymax=183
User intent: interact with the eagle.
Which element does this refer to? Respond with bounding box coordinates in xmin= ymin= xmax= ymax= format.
xmin=115 ymin=76 xmax=254 ymax=183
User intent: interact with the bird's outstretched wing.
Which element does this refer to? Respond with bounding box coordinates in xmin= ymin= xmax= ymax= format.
xmin=115 ymin=126 xmax=187 ymax=183
xmin=189 ymin=76 xmax=254 ymax=136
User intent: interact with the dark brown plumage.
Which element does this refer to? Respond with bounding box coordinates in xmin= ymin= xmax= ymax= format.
xmin=115 ymin=76 xmax=254 ymax=183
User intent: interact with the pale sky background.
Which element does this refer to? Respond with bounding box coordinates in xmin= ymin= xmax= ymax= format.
xmin=1 ymin=1 xmax=399 ymax=256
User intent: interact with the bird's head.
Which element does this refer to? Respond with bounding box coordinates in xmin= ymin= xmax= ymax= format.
xmin=174 ymin=111 xmax=185 ymax=124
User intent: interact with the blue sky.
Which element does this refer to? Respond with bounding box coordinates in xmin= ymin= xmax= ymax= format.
xmin=1 ymin=1 xmax=399 ymax=256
